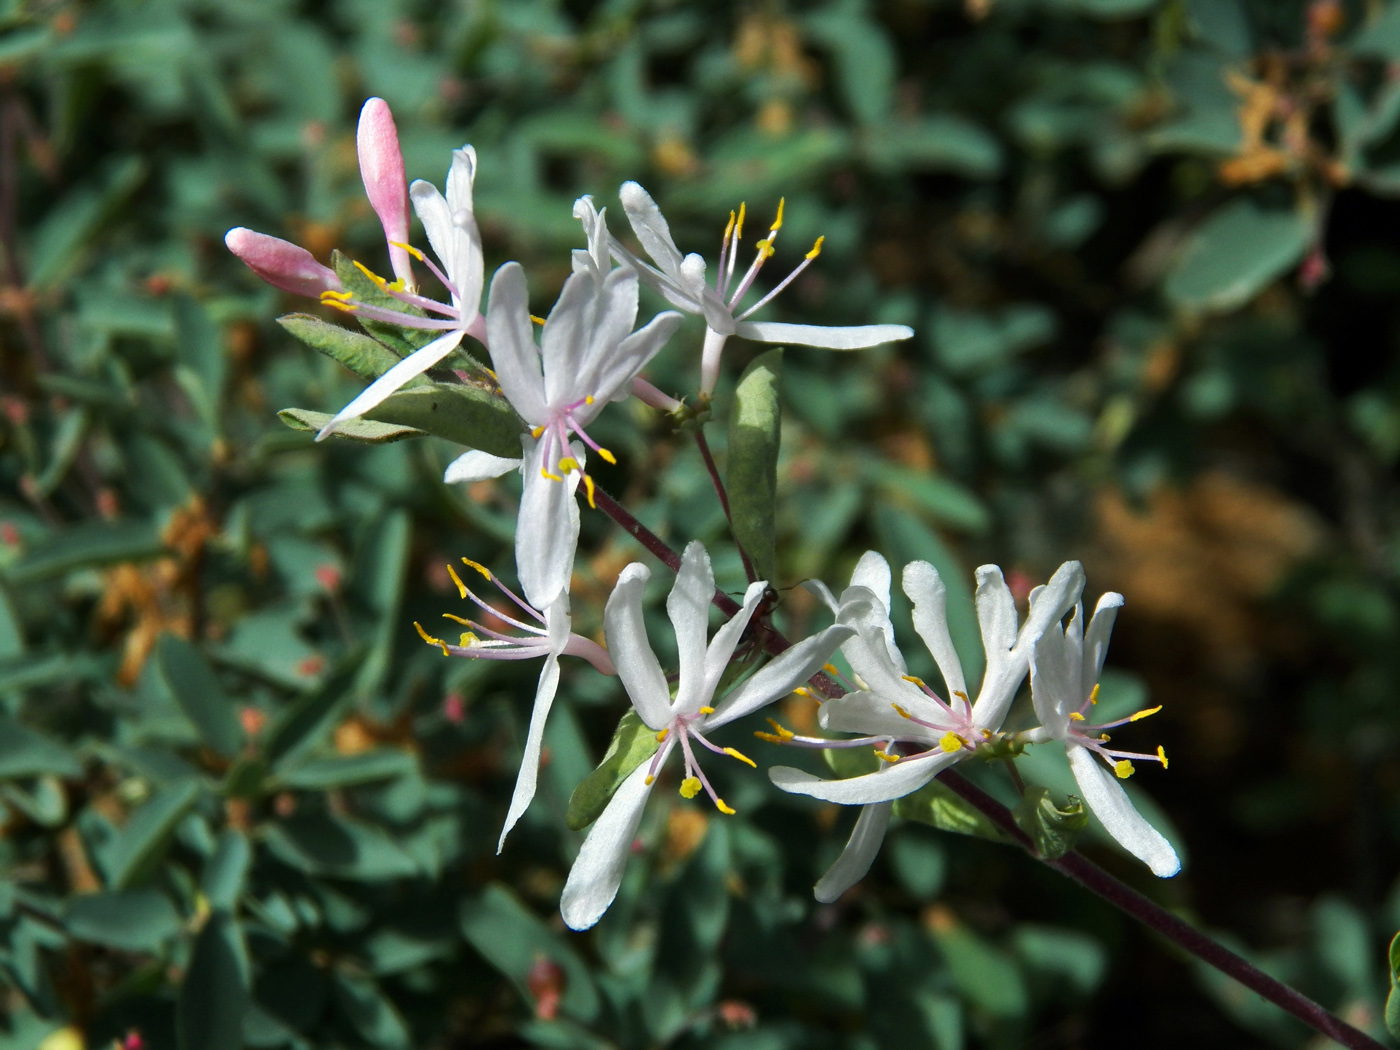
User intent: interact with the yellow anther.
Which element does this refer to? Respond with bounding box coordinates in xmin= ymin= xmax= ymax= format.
xmin=892 ymin=703 xmax=913 ymax=720
xmin=1088 ymin=682 xmax=1100 ymax=705
xmin=1099 ymin=734 xmax=1111 ymax=742
xmin=765 ymin=718 xmax=794 ymax=740
xmin=823 ymin=664 xmax=841 ymax=677
xmin=1068 ymin=711 xmax=1085 ymax=722
xmin=353 ymin=260 xmax=391 ymax=291
xmin=413 ymin=622 xmax=449 ymax=656
xmin=557 ymin=456 xmax=579 ymax=473
xmin=679 ymin=777 xmax=702 ymax=799
xmin=597 ymin=446 xmax=617 ymax=465
xmin=939 ymin=732 xmax=964 ymax=753
xmin=755 ymin=240 xmax=775 ymax=259
xmin=1129 ymin=705 xmax=1163 ymax=722
xmin=445 ymin=563 xmax=468 ymax=599
xmin=952 ymin=690 xmax=970 ymax=704
xmin=770 ymin=197 xmax=785 ymax=232
xmin=723 ymin=210 xmax=736 ymax=241
xmin=541 ymin=468 xmax=564 ymax=482
xmin=699 ymin=706 xmax=715 ymax=715
xmin=805 ymin=236 xmax=825 ymax=261
xmin=442 ymin=613 xmax=472 ymax=627
xmin=531 ymin=424 xmax=546 ymax=438
xmin=735 ymin=201 xmax=746 ymax=240
xmin=754 ymin=731 xmax=786 ymax=743
xmin=902 ymin=674 xmax=925 ymax=687
xmin=792 ymin=687 xmax=813 ymax=699
xmin=584 ymin=395 xmax=595 ymax=405
xmin=459 ymin=633 xmax=476 ymax=647
xmin=320 ymin=294 xmax=356 ymax=313
xmin=723 ymin=747 xmax=757 ymax=768
xmin=1157 ymin=745 xmax=1169 ymax=769
xmin=460 ymin=558 xmax=492 ymax=580
xmin=873 ymin=749 xmax=900 ymax=764
xmin=715 ymin=798 xmax=736 ymax=815
xmin=583 ymin=473 xmax=597 ymax=509
xmin=656 ymin=727 xmax=669 ymax=742
xmin=1114 ymin=760 xmax=1135 ymax=779
xmin=645 ymin=774 xmax=655 ymax=785
xmin=530 ymin=314 xmax=546 ymax=325
xmin=321 ymin=289 xmax=354 ymax=302
xmin=388 ymin=240 xmax=427 ymax=263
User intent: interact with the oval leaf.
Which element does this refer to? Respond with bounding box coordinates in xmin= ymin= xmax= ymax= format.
xmin=566 ymin=708 xmax=660 ymax=831
xmin=178 ymin=912 xmax=250 ymax=1050
xmin=365 ymin=384 xmax=524 ymax=459
xmin=156 ymin=635 xmax=241 ymax=759
xmin=726 ymin=348 xmax=782 ymax=583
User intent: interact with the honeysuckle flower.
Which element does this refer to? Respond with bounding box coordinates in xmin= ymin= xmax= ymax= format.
xmin=442 ymin=261 xmax=681 ymax=608
xmin=224 ymin=228 xmax=344 ymax=298
xmin=613 ymin=181 xmax=915 ymax=396
xmin=413 ymin=557 xmax=615 ymax=853
xmin=316 ymin=140 xmax=487 ymax=439
xmin=768 ymin=557 xmax=1085 ymax=807
xmin=559 ymin=542 xmax=861 ymax=930
xmin=1023 ymin=592 xmax=1179 ymax=877
xmin=356 ymin=98 xmax=415 ymax=293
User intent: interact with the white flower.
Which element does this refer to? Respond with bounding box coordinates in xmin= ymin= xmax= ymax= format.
xmin=1025 ymin=593 xmax=1180 ymax=878
xmin=764 ymin=555 xmax=1083 ymax=901
xmin=316 ymin=142 xmax=487 ymax=439
xmin=614 ymin=182 xmax=915 ymax=395
xmin=412 ymin=558 xmax=615 ymax=854
xmin=442 ymin=260 xmax=681 ymax=609
xmin=559 ymin=542 xmax=858 ymax=930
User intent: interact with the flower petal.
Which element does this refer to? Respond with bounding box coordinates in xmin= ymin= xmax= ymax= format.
xmin=560 ymin=761 xmax=658 ymax=930
xmin=497 ymin=598 xmax=570 ymax=853
xmin=1083 ymin=592 xmax=1124 ymax=698
xmin=814 ymin=802 xmax=892 ymax=903
xmin=588 ymin=308 xmax=682 ymax=408
xmin=445 ymin=145 xmax=477 ymax=220
xmin=701 ymin=580 xmax=768 ymax=704
xmin=1067 ymin=746 xmax=1180 ymax=878
xmin=443 ymin=450 xmax=519 ymax=485
xmin=619 ymin=181 xmax=685 ymax=278
xmin=1029 ymin=624 xmax=1074 ymax=735
xmin=515 ymin=439 xmax=582 ymax=609
xmin=707 ymin=622 xmax=855 ymax=730
xmin=818 ymin=687 xmax=945 ymax=741
xmin=357 ymin=98 xmax=414 ymax=289
xmin=484 ymin=262 xmax=547 ymax=423
xmin=733 ymin=321 xmax=914 ymax=350
xmin=316 ymin=330 xmax=464 ymax=440
xmin=668 ymin=542 xmax=715 ymax=714
xmin=224 ymin=228 xmax=342 ymax=298
xmin=769 ymin=751 xmax=956 ymax=805
xmin=539 ymin=271 xmax=596 ymax=407
xmin=603 ymin=562 xmax=672 ymax=730
xmin=976 ymin=565 xmax=1018 ymax=658
xmin=903 ymin=561 xmax=968 ymax=702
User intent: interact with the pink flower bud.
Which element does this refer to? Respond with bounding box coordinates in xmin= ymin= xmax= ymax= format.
xmin=224 ymin=228 xmax=341 ymax=298
xmin=357 ymin=97 xmax=414 ymax=291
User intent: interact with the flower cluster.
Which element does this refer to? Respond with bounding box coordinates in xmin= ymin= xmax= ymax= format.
xmin=230 ymin=98 xmax=1178 ymax=932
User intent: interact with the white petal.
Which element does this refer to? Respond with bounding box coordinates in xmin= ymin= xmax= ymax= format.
xmin=1067 ymin=746 xmax=1180 ymax=878
xmin=903 ymin=561 xmax=968 ymax=701
xmin=540 ymin=271 xmax=595 ymax=407
xmin=445 ymin=146 xmax=477 ymax=219
xmin=1020 ymin=561 xmax=1086 ymax=645
xmin=587 ymin=309 xmax=683 ymax=408
xmin=707 ymin=622 xmax=855 ymax=730
xmin=560 ymin=761 xmax=658 ymax=930
xmin=515 ymin=440 xmax=581 ymax=609
xmin=409 ymin=181 xmax=454 ymax=282
xmin=497 ymin=598 xmax=570 ymax=853
xmin=975 ymin=565 xmax=1018 ymax=658
xmin=1083 ymin=592 xmax=1123 ymax=698
xmin=484 ymin=263 xmax=547 ymax=423
xmin=668 ymin=541 xmax=715 ymax=713
xmin=316 ymin=330 xmax=464 ymax=440
xmin=814 ymin=802 xmax=892 ymax=903
xmin=1029 ymin=626 xmax=1073 ymax=736
xmin=603 ymin=562 xmax=672 ymax=730
xmin=769 ymin=750 xmax=956 ymax=805
xmin=700 ymin=580 xmax=768 ymax=705
xmin=850 ymin=551 xmax=892 ymax=614
xmin=733 ymin=321 xmax=914 ymax=350
xmin=619 ymin=181 xmax=685 ymax=277
xmin=803 ymin=579 xmax=841 ymax=616
xmin=443 ymin=450 xmax=519 ymax=484
xmin=819 ymin=688 xmax=945 ymax=741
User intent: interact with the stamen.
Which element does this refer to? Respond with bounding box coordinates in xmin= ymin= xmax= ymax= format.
xmin=699 ymin=706 xmax=715 ymax=715
xmin=755 ymin=240 xmax=775 ymax=259
xmin=583 ymin=474 xmax=597 ymax=509
xmin=441 ymin=613 xmax=473 ymax=626
xmin=892 ymin=703 xmax=913 ymax=720
xmin=766 ymin=718 xmax=794 ymax=740
xmin=715 ymin=798 xmax=736 ymax=815
xmin=1157 ymin=745 xmax=1169 ymax=769
xmin=805 ymin=236 xmax=824 ymax=260
xmin=792 ymin=687 xmax=813 ymax=699
xmin=645 ymin=775 xmax=655 ymax=785
xmin=461 ymin=558 xmax=492 ymax=580
xmin=389 ymin=241 xmax=426 ymax=263
xmin=1129 ymin=706 xmax=1163 ymax=722
xmin=1114 ymin=760 xmax=1135 ymax=779
xmin=531 ymin=424 xmax=546 ymax=438
xmin=723 ymin=747 xmax=756 ymax=768
xmin=939 ymin=732 xmax=964 ymax=753
xmin=873 ymin=749 xmax=900 ymax=764
xmin=584 ymin=395 xmax=595 ymax=405
xmin=596 ymin=447 xmax=617 ymax=465
xmin=769 ymin=197 xmax=784 ymax=232
xmin=734 ymin=202 xmax=746 ymax=242
xmin=656 ymin=727 xmax=670 ymax=742
xmin=823 ymin=664 xmax=841 ymax=677
xmin=459 ymin=633 xmax=476 ymax=646
xmin=902 ymin=674 xmax=926 ymax=688
xmin=413 ymin=622 xmax=449 ymax=656
xmin=1088 ymin=683 xmax=1100 ymax=705
xmin=353 ymin=260 xmax=392 ymax=291
xmin=679 ymin=776 xmax=702 ymax=799
xmin=541 ymin=468 xmax=563 ymax=481
xmin=530 ymin=315 xmax=546 ymax=326
xmin=754 ymin=731 xmax=787 ymax=744
xmin=445 ymin=563 xmax=468 ymax=599
xmin=558 ymin=457 xmax=580 ymax=473
xmin=1069 ymin=712 xmax=1085 ymax=722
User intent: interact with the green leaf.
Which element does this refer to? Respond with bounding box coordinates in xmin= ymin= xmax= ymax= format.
xmin=867 ymin=462 xmax=990 ymax=534
xmin=352 ymin=509 xmax=411 ymax=701
xmin=863 ymin=116 xmax=1002 ymax=178
xmin=364 ymin=384 xmax=524 ymax=458
xmin=4 ymin=521 xmax=164 ymax=584
xmin=262 ymin=813 xmax=418 ymax=881
xmin=332 ymin=250 xmax=438 ymax=358
xmin=107 ymin=780 xmax=201 ymax=889
xmin=726 ymin=348 xmax=782 ymax=583
xmin=1164 ymin=201 xmax=1312 ymax=314
xmin=276 ymin=749 xmax=416 ymax=790
xmin=566 ymin=708 xmax=660 ymax=831
xmin=460 ymin=884 xmax=600 ymax=1023
xmin=1013 ymin=925 xmax=1107 ymax=995
xmin=1387 ymin=931 xmax=1400 ymax=1040
xmin=805 ymin=5 xmax=895 ymax=125
xmin=926 ymin=913 xmax=1029 ymax=1019
xmin=278 ymin=408 xmax=425 ymax=444
xmin=929 ymin=304 xmax=1056 ymax=376
xmin=263 ymin=652 xmax=364 ymax=767
xmin=1352 ymin=2 xmax=1400 ymax=61
xmin=65 ymin=889 xmax=182 ymax=952
xmin=173 ymin=295 xmax=225 ymax=435
xmin=178 ymin=912 xmax=250 ymax=1050
xmin=893 ymin=778 xmax=1009 ymax=842
xmin=889 ymin=830 xmax=947 ymax=900
xmin=28 ymin=156 xmax=145 ymax=289
xmin=201 ymin=829 xmax=251 ymax=912
xmin=0 ymin=717 xmax=82 ymax=779
xmin=332 ymin=972 xmax=410 ymax=1050
xmin=155 ymin=635 xmax=242 ymax=759
xmin=277 ymin=314 xmax=406 ymax=382
xmin=1012 ymin=786 xmax=1088 ymax=861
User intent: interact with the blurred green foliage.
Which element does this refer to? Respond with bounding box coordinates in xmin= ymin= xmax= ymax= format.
xmin=7 ymin=0 xmax=1400 ymax=1047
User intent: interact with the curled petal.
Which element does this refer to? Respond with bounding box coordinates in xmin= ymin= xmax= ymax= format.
xmin=444 ymin=450 xmax=520 ymax=485
xmin=1067 ymin=746 xmax=1180 ymax=878
xmin=814 ymin=802 xmax=892 ymax=904
xmin=619 ymin=180 xmax=685 ymax=277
